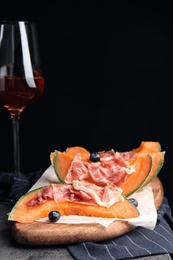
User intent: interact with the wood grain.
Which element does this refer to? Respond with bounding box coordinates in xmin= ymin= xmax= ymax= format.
xmin=12 ymin=177 xmax=163 ymax=245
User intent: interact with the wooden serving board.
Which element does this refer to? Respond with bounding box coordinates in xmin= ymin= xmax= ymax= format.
xmin=12 ymin=177 xmax=163 ymax=245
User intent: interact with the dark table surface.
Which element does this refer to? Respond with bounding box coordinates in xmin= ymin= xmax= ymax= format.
xmin=0 ymin=203 xmax=73 ymax=260
xmin=0 ymin=202 xmax=172 ymax=260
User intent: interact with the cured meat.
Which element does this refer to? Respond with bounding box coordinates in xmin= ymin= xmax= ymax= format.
xmin=27 ymin=180 xmax=123 ymax=208
xmin=65 ymin=150 xmax=135 ymax=186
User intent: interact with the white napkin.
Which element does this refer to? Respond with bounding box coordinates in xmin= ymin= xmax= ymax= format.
xmin=30 ymin=165 xmax=157 ymax=229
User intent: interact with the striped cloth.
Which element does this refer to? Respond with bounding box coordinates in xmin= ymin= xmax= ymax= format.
xmin=67 ymin=197 xmax=173 ymax=260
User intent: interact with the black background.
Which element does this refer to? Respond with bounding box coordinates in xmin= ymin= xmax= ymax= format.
xmin=1 ymin=0 xmax=173 ymax=210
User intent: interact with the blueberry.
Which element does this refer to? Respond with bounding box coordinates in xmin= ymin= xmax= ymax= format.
xmin=48 ymin=210 xmax=61 ymax=222
xmin=128 ymin=198 xmax=138 ymax=207
xmin=90 ymin=152 xmax=100 ymax=162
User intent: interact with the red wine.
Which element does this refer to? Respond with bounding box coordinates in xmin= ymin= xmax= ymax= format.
xmin=0 ymin=77 xmax=44 ymax=115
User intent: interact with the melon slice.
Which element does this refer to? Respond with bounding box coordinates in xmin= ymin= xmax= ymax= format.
xmin=51 ymin=141 xmax=162 ymax=183
xmin=50 ymin=146 xmax=90 ymax=165
xmin=51 ymin=143 xmax=163 ymax=196
xmin=50 ymin=146 xmax=90 ymax=182
xmin=52 ymin=151 xmax=74 ymax=183
xmin=133 ymin=141 xmax=161 ymax=154
xmin=118 ymin=154 xmax=152 ymax=197
xmin=66 ymin=146 xmax=90 ymax=160
xmin=8 ymin=187 xmax=139 ymax=223
xmin=140 ymin=151 xmax=165 ymax=188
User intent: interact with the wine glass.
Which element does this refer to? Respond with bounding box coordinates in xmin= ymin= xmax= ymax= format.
xmin=0 ymin=21 xmax=44 ymax=173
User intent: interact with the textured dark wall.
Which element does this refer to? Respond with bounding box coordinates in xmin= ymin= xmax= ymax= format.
xmin=1 ymin=0 xmax=173 ymax=210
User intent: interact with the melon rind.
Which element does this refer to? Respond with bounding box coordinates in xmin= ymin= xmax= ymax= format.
xmin=141 ymin=151 xmax=165 ymax=188
xmin=8 ymin=187 xmax=43 ymax=223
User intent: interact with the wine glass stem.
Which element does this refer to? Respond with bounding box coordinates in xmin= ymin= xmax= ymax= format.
xmin=12 ymin=114 xmax=20 ymax=173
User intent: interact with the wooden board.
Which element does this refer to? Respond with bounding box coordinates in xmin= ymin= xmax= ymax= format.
xmin=12 ymin=177 xmax=164 ymax=245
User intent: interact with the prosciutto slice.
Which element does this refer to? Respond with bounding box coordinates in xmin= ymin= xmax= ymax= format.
xmin=27 ymin=180 xmax=123 ymax=208
xmin=65 ymin=150 xmax=135 ymax=186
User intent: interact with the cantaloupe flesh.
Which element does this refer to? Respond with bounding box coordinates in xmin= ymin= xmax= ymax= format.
xmin=133 ymin=141 xmax=161 ymax=154
xmin=50 ymin=146 xmax=90 ymax=166
xmin=118 ymin=154 xmax=152 ymax=197
xmin=141 ymin=151 xmax=165 ymax=188
xmin=64 ymin=142 xmax=161 ymax=157
xmin=66 ymin=146 xmax=90 ymax=160
xmin=8 ymin=188 xmax=139 ymax=223
xmin=52 ymin=151 xmax=73 ymax=182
